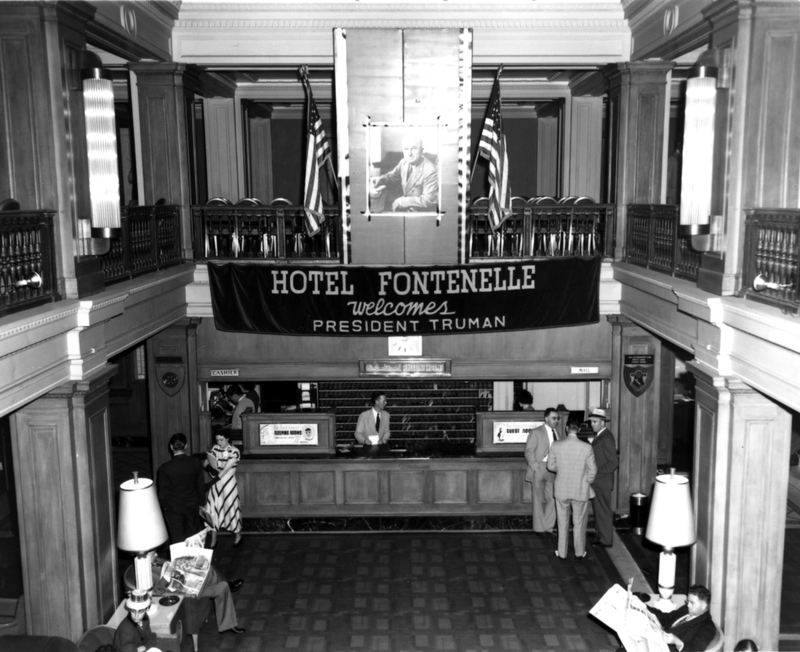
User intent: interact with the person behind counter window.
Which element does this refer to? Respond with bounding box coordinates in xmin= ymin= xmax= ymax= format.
xmin=647 ymin=584 xmax=717 ymax=652
xmin=204 ymin=433 xmax=243 ymax=549
xmin=355 ymin=392 xmax=390 ymax=445
xmin=157 ymin=432 xmax=205 ymax=545
xmin=516 ymin=389 xmax=534 ymax=411
xmin=370 ymin=135 xmax=438 ymax=212
xmin=113 ymin=589 xmax=161 ymax=652
xmin=226 ymin=384 xmax=255 ymax=430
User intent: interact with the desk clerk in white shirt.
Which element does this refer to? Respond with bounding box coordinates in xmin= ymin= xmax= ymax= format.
xmin=355 ymin=391 xmax=391 ymax=446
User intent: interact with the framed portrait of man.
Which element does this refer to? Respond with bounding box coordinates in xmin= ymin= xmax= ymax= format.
xmin=366 ymin=123 xmax=442 ymax=217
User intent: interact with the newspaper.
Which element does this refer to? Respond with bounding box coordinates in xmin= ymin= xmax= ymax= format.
xmin=589 ymin=583 xmax=670 ymax=652
xmin=156 ymin=534 xmax=214 ymax=597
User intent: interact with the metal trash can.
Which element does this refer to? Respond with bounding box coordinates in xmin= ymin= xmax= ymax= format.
xmin=629 ymin=492 xmax=649 ymax=535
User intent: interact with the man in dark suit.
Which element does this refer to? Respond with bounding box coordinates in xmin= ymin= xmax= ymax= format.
xmin=157 ymin=432 xmax=206 ymax=544
xmin=355 ymin=391 xmax=391 ymax=445
xmin=649 ymin=584 xmax=717 ymax=652
xmin=588 ymin=408 xmax=619 ymax=548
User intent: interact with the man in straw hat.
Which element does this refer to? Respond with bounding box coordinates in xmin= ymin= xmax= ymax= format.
xmin=587 ymin=408 xmax=618 ymax=548
xmin=113 ymin=589 xmax=160 ymax=652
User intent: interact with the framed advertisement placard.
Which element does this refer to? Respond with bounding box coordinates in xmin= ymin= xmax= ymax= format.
xmin=475 ymin=411 xmax=546 ymax=456
xmin=242 ymin=413 xmax=336 ymax=456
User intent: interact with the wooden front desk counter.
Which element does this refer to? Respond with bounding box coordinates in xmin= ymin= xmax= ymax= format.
xmin=235 ymin=449 xmax=532 ymax=519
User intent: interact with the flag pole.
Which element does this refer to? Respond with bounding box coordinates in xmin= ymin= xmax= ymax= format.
xmin=470 ymin=65 xmax=504 ymax=184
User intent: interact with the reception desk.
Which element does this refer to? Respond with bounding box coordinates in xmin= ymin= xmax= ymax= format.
xmin=236 ymin=448 xmax=531 ymax=518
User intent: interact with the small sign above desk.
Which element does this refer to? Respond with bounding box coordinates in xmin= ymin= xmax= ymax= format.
xmin=359 ymin=358 xmax=451 ymax=377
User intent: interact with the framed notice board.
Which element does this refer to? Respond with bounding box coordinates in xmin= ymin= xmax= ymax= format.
xmin=242 ymin=413 xmax=336 ymax=456
xmin=475 ymin=411 xmax=546 ymax=456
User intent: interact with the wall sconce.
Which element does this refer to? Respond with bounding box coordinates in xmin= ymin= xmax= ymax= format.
xmin=81 ymin=55 xmax=122 ymax=245
xmin=645 ymin=469 xmax=696 ymax=607
xmin=679 ymin=48 xmax=728 ymax=251
xmin=117 ymin=472 xmax=168 ymax=592
xmin=679 ymin=59 xmax=717 ymax=237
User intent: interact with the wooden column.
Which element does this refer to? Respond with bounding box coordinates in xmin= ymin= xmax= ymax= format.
xmin=10 ymin=365 xmax=118 ymax=640
xmin=604 ymin=61 xmax=674 ymax=260
xmin=147 ymin=319 xmax=201 ymax=475
xmin=129 ymin=63 xmax=203 ymax=260
xmin=609 ymin=316 xmax=664 ymax=513
xmin=566 ymin=96 xmax=603 ymax=201
xmin=690 ymin=363 xmax=791 ymax=651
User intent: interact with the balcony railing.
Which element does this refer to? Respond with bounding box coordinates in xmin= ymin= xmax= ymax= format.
xmin=469 ymin=197 xmax=615 ymax=259
xmin=741 ymin=208 xmax=800 ymax=312
xmin=0 ymin=209 xmax=59 ymax=317
xmin=193 ymin=199 xmax=340 ymax=262
xmin=103 ymin=204 xmax=183 ymax=283
xmin=624 ymin=204 xmax=701 ymax=280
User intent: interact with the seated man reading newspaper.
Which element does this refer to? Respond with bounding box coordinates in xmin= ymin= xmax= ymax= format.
xmin=646 ymin=584 xmax=717 ymax=652
xmin=150 ymin=528 xmax=246 ymax=635
xmin=591 ymin=582 xmax=718 ymax=652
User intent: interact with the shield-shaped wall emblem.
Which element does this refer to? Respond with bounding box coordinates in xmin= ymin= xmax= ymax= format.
xmin=623 ymin=354 xmax=654 ymax=398
xmin=156 ymin=362 xmax=185 ymax=397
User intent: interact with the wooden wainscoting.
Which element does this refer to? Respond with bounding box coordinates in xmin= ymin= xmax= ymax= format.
xmin=236 ymin=457 xmax=531 ymax=518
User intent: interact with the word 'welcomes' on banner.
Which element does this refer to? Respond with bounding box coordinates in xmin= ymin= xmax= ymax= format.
xmin=207 ymin=258 xmax=601 ymax=336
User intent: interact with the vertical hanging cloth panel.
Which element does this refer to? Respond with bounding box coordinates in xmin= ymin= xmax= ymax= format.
xmin=343 ymin=29 xmax=465 ymax=265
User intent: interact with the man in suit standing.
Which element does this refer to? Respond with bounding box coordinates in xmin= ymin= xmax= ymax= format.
xmin=355 ymin=391 xmax=391 ymax=445
xmin=648 ymin=584 xmax=717 ymax=652
xmin=547 ymin=421 xmax=596 ymax=559
xmin=157 ymin=432 xmax=206 ymax=544
xmin=525 ymin=407 xmax=560 ymax=536
xmin=588 ymin=408 xmax=619 ymax=548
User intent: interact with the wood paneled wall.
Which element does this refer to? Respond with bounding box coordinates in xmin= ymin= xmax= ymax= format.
xmin=10 ymin=367 xmax=118 ymax=639
xmin=194 ymin=317 xmax=613 ymax=381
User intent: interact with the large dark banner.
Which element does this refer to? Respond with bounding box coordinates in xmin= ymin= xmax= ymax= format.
xmin=208 ymin=258 xmax=601 ymax=336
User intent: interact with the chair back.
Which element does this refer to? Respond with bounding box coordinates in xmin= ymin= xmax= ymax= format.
xmin=704 ymin=624 xmax=724 ymax=652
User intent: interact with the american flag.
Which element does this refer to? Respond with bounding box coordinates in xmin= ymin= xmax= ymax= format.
xmin=478 ymin=76 xmax=512 ymax=231
xmin=302 ymin=80 xmax=331 ymax=237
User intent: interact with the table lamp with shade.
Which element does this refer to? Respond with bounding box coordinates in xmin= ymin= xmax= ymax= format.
xmin=645 ymin=468 xmax=697 ymax=606
xmin=117 ymin=472 xmax=168 ymax=592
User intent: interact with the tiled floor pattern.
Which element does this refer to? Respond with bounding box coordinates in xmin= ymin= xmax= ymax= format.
xmin=202 ymin=532 xmax=622 ymax=652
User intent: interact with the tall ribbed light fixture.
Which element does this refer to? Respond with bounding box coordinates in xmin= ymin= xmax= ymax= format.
xmin=678 ymin=62 xmax=717 ymax=237
xmin=82 ymin=61 xmax=122 ymax=239
xmin=645 ymin=469 xmax=696 ymax=606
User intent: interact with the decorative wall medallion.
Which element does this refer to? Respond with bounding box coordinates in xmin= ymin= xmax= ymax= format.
xmin=156 ymin=364 xmax=185 ymax=397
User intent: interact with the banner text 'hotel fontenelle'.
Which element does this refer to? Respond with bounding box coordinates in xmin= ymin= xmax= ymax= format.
xmin=208 ymin=258 xmax=602 ymax=336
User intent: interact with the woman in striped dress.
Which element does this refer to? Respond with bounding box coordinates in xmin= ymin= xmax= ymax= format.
xmin=205 ymin=433 xmax=243 ymax=548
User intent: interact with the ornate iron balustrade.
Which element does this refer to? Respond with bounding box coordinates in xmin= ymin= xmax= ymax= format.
xmin=468 ymin=198 xmax=616 ymax=260
xmin=193 ymin=202 xmax=341 ymax=262
xmin=0 ymin=210 xmax=59 ymax=317
xmin=624 ymin=204 xmax=701 ymax=280
xmin=741 ymin=208 xmax=800 ymax=312
xmin=103 ymin=205 xmax=183 ymax=283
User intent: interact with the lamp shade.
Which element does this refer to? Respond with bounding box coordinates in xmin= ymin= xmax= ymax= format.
xmin=117 ymin=476 xmax=168 ymax=553
xmin=645 ymin=472 xmax=696 ymax=548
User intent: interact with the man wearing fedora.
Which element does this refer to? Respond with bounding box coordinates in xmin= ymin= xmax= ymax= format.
xmin=588 ymin=408 xmax=618 ymax=548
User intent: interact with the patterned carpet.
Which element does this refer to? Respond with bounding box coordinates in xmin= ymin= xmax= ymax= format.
xmin=200 ymin=532 xmax=624 ymax=652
